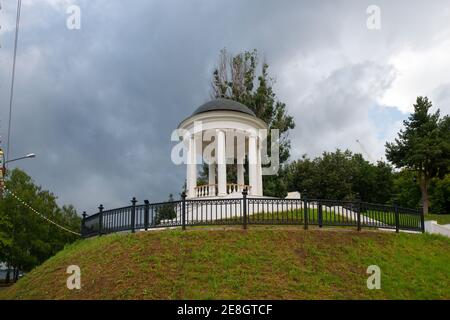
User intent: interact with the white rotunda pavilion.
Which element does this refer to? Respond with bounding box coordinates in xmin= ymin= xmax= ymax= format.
xmin=178 ymin=98 xmax=268 ymax=199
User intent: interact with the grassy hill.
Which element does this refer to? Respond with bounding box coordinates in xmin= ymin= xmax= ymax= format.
xmin=1 ymin=226 xmax=449 ymax=300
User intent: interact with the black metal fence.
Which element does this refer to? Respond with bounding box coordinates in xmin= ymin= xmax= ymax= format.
xmin=81 ymin=191 xmax=425 ymax=237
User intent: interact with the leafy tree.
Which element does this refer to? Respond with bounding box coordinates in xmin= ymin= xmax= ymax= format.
xmin=201 ymin=48 xmax=295 ymax=196
xmin=350 ymin=156 xmax=394 ymax=204
xmin=370 ymin=161 xmax=395 ymax=204
xmin=314 ymin=150 xmax=356 ymax=200
xmin=0 ymin=168 xmax=80 ymax=282
xmin=154 ymin=194 xmax=177 ymax=225
xmin=429 ymin=173 xmax=450 ymax=214
xmin=385 ymin=97 xmax=450 ymax=214
xmin=284 ymin=149 xmax=395 ymax=202
xmin=392 ymin=169 xmax=422 ymax=209
xmin=0 ymin=207 xmax=12 ymax=269
xmin=283 ymin=155 xmax=316 ymax=197
xmin=211 ymin=49 xmax=295 ymax=163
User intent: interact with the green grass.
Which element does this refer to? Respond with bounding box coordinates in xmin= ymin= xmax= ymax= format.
xmin=226 ymin=207 xmax=418 ymax=229
xmin=425 ymin=214 xmax=450 ymax=225
xmin=1 ymin=226 xmax=449 ymax=300
xmin=362 ymin=210 xmax=421 ymax=229
xmin=248 ymin=209 xmax=359 ymax=226
xmin=219 ymin=208 xmax=354 ymax=225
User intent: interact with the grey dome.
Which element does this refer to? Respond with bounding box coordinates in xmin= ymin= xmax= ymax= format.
xmin=192 ymin=98 xmax=256 ymax=117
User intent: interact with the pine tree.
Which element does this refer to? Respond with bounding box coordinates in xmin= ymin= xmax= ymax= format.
xmin=385 ymin=97 xmax=450 ymax=214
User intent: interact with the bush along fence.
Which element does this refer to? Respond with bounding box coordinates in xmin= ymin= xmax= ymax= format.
xmin=81 ymin=190 xmax=425 ymax=237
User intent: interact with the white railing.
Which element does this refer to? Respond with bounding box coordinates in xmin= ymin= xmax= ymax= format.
xmin=195 ymin=184 xmax=216 ymax=197
xmin=194 ymin=184 xmax=251 ymax=198
xmin=226 ymin=183 xmax=250 ymax=194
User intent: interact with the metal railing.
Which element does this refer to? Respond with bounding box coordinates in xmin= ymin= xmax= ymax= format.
xmin=81 ymin=191 xmax=425 ymax=237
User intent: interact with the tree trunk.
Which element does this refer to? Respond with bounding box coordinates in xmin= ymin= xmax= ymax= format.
xmin=419 ymin=172 xmax=429 ymax=215
xmin=13 ymin=268 xmax=19 ymax=282
xmin=5 ymin=263 xmax=10 ymax=284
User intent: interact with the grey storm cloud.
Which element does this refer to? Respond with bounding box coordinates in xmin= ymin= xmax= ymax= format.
xmin=1 ymin=0 xmax=449 ymax=213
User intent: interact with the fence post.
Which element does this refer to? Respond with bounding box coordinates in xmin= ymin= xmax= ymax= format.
xmin=144 ymin=200 xmax=149 ymax=231
xmin=356 ymin=193 xmax=361 ymax=232
xmin=318 ymin=201 xmax=323 ymax=228
xmin=81 ymin=211 xmax=87 ymax=237
xmin=181 ymin=191 xmax=186 ymax=230
xmin=242 ymin=188 xmax=248 ymax=230
xmin=131 ymin=197 xmax=137 ymax=233
xmin=394 ymin=198 xmax=399 ymax=233
xmin=303 ymin=191 xmax=308 ymax=230
xmin=98 ymin=204 xmax=104 ymax=236
xmin=419 ymin=205 xmax=425 ymax=233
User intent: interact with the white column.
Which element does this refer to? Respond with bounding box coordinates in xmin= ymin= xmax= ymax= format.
xmin=236 ymin=131 xmax=246 ymax=193
xmin=208 ymin=162 xmax=216 ymax=196
xmin=248 ymin=134 xmax=258 ymax=196
xmin=217 ymin=129 xmax=227 ymax=196
xmin=186 ymin=134 xmax=197 ymax=198
xmin=237 ymin=162 xmax=244 ymax=191
xmin=257 ymin=138 xmax=263 ymax=196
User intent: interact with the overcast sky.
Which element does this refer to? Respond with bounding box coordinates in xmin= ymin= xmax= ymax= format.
xmin=1 ymin=0 xmax=449 ymax=213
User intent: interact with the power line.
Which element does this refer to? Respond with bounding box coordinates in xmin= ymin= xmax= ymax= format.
xmin=3 ymin=186 xmax=81 ymax=236
xmin=2 ymin=1 xmax=80 ymax=238
xmin=6 ymin=0 xmax=22 ymax=164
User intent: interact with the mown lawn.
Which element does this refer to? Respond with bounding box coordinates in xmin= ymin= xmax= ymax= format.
xmin=425 ymin=214 xmax=450 ymax=225
xmin=1 ymin=226 xmax=449 ymax=300
xmin=224 ymin=207 xmax=419 ymax=230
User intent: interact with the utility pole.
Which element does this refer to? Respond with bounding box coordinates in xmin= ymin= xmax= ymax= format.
xmin=0 ymin=147 xmax=36 ymax=198
xmin=0 ymin=148 xmax=5 ymax=197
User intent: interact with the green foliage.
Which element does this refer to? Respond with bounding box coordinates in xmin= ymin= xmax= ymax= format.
xmin=392 ymin=170 xmax=422 ymax=208
xmin=385 ymin=96 xmax=450 ymax=213
xmin=0 ymin=168 xmax=80 ymax=276
xmin=261 ymin=172 xmax=289 ymax=198
xmin=429 ymin=174 xmax=450 ymax=214
xmin=202 ymin=49 xmax=295 ymax=194
xmin=283 ymin=149 xmax=394 ymax=203
xmin=154 ymin=194 xmax=177 ymax=225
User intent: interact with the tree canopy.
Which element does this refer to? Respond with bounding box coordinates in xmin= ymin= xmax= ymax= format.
xmin=211 ymin=48 xmax=295 ymax=163
xmin=201 ymin=48 xmax=295 ymax=196
xmin=0 ymin=168 xmax=80 ymax=281
xmin=385 ymin=96 xmax=450 ymax=214
xmin=283 ymin=149 xmax=394 ymax=203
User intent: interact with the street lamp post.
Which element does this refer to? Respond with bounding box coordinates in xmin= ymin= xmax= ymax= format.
xmin=0 ymin=150 xmax=36 ymax=195
xmin=4 ymin=153 xmax=36 ymax=165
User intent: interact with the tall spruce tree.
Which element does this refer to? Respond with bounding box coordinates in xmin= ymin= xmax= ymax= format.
xmin=385 ymin=96 xmax=450 ymax=214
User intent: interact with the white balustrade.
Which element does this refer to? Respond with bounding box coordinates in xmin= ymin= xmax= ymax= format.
xmin=194 ymin=184 xmax=251 ymax=198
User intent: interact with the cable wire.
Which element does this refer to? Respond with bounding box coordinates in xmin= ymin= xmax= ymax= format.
xmin=6 ymin=0 xmax=22 ymax=164
xmin=2 ymin=1 xmax=81 ymax=237
xmin=3 ymin=186 xmax=81 ymax=236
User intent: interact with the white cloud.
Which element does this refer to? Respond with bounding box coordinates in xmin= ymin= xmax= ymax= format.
xmin=286 ymin=62 xmax=397 ymax=161
xmin=380 ymin=32 xmax=450 ymax=113
xmin=23 ymin=0 xmax=75 ymax=11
